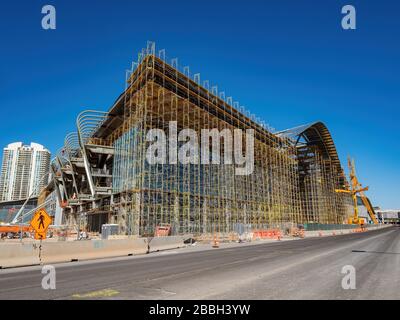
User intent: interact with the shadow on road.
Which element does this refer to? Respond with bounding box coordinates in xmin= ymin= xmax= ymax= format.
xmin=352 ymin=249 xmax=400 ymax=255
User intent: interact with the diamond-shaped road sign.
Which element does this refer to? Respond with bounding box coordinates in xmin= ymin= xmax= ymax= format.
xmin=30 ymin=209 xmax=52 ymax=240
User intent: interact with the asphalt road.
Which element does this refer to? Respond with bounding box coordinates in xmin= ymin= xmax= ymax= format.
xmin=0 ymin=226 xmax=399 ymax=300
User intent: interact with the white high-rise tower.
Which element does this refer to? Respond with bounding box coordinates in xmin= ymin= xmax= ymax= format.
xmin=0 ymin=142 xmax=51 ymax=202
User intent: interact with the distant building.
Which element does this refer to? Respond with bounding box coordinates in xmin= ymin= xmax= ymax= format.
xmin=375 ymin=209 xmax=400 ymax=224
xmin=0 ymin=142 xmax=51 ymax=202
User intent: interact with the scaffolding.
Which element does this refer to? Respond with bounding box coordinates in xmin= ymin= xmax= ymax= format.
xmin=58 ymin=42 xmax=353 ymax=236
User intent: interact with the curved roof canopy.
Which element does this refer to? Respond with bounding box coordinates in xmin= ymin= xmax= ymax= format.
xmin=277 ymin=121 xmax=341 ymax=169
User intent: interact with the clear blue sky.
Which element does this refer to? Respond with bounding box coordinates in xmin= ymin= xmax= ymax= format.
xmin=0 ymin=0 xmax=399 ymax=208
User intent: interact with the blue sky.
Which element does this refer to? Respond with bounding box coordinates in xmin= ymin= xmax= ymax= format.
xmin=0 ymin=0 xmax=399 ymax=208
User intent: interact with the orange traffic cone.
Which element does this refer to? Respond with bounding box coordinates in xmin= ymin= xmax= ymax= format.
xmin=212 ymin=234 xmax=219 ymax=248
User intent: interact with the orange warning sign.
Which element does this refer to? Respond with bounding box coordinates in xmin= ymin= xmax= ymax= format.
xmin=30 ymin=209 xmax=52 ymax=239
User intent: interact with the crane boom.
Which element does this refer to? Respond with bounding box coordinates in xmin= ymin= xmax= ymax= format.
xmin=335 ymin=157 xmax=379 ymax=225
xmin=359 ymin=191 xmax=379 ymax=224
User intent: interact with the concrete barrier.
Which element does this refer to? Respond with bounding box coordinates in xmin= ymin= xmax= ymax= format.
xmin=0 ymin=243 xmax=40 ymax=268
xmin=366 ymin=224 xmax=392 ymax=231
xmin=41 ymin=238 xmax=148 ymax=264
xmin=148 ymin=236 xmax=186 ymax=253
xmin=305 ymin=229 xmax=353 ymax=237
xmin=2 ymin=235 xmax=189 ymax=268
xmin=304 ymin=224 xmax=393 ymax=238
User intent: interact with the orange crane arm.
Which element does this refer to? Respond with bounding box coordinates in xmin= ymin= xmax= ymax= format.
xmin=335 ymin=189 xmax=351 ymax=194
xmin=359 ymin=192 xmax=379 ymax=224
xmin=336 ymin=157 xmax=379 ymax=226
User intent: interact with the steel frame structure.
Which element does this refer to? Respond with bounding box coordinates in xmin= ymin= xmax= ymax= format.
xmin=51 ymin=42 xmax=353 ymax=236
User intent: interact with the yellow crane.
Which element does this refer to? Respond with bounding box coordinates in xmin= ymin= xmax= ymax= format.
xmin=335 ymin=157 xmax=379 ymax=225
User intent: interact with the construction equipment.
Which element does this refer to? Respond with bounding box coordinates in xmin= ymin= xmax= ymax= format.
xmin=335 ymin=157 xmax=379 ymax=226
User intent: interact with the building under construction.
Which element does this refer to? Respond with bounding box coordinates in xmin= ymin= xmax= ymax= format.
xmin=49 ymin=42 xmax=353 ymax=237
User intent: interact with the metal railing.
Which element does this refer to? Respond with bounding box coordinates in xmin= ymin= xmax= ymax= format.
xmin=76 ymin=110 xmax=108 ymax=148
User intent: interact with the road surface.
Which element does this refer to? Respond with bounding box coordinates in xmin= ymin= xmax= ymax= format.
xmin=0 ymin=226 xmax=399 ymax=299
